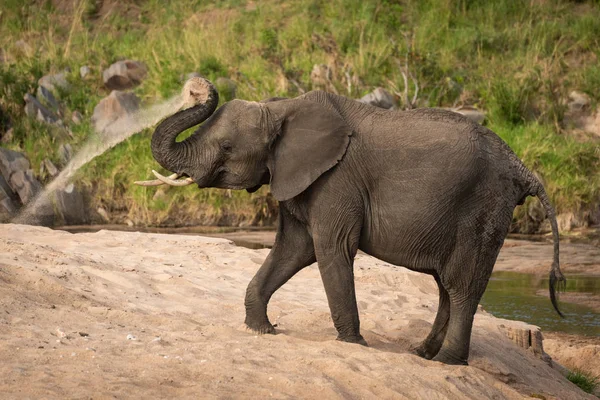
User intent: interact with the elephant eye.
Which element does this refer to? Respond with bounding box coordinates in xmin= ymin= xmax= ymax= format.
xmin=221 ymin=140 xmax=232 ymax=152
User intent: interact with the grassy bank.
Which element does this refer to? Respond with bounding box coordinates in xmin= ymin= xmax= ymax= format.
xmin=1 ymin=0 xmax=599 ymax=228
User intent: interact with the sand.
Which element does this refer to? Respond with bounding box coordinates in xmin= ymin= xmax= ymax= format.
xmin=0 ymin=223 xmax=596 ymax=399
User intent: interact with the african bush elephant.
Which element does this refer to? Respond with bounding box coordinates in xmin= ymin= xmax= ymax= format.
xmin=136 ymin=77 xmax=565 ymax=365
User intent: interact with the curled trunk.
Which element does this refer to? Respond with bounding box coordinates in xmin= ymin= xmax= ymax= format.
xmin=150 ymin=78 xmax=219 ymax=173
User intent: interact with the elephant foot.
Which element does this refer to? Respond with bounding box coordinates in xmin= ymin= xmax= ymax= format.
xmin=415 ymin=343 xmax=440 ymax=360
xmin=336 ymin=335 xmax=368 ymax=346
xmin=243 ymin=318 xmax=276 ymax=335
xmin=432 ymin=350 xmax=468 ymax=366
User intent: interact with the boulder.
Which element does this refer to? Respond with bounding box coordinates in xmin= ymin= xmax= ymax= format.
xmin=42 ymin=158 xmax=58 ymax=177
xmin=0 ymin=173 xmax=19 ymax=222
xmin=0 ymin=147 xmax=42 ymax=205
xmin=58 ymin=143 xmax=73 ymax=164
xmin=359 ymin=88 xmax=396 ymax=109
xmin=91 ymin=90 xmax=140 ymax=133
xmin=102 ymin=60 xmax=147 ymax=90
xmin=55 ymin=183 xmax=87 ymax=225
xmin=0 ymin=147 xmax=54 ymax=226
xmin=79 ymin=65 xmax=91 ymax=79
xmin=38 ymin=71 xmax=70 ymax=93
xmin=36 ymin=85 xmax=60 ymax=113
xmin=23 ymin=93 xmax=59 ymax=124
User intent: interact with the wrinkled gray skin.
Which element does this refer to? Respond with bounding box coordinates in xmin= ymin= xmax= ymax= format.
xmin=150 ymin=78 xmax=565 ymax=365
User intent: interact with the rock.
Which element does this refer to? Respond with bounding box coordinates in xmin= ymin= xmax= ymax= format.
xmin=58 ymin=143 xmax=73 ymax=164
xmin=0 ymin=173 xmax=19 ymax=222
xmin=0 ymin=147 xmax=54 ymax=225
xmin=71 ymin=110 xmax=83 ymax=125
xmin=42 ymin=159 xmax=58 ymax=177
xmin=55 ymin=183 xmax=87 ymax=225
xmin=91 ymin=90 xmax=140 ymax=133
xmin=215 ymin=77 xmax=237 ymax=100
xmin=567 ymin=90 xmax=591 ymax=113
xmin=36 ymin=85 xmax=60 ymax=113
xmin=359 ymin=88 xmax=396 ymax=110
xmin=0 ymin=147 xmax=42 ymax=205
xmin=102 ymin=60 xmax=147 ymax=90
xmin=79 ymin=65 xmax=91 ymax=79
xmin=23 ymin=93 xmax=59 ymax=124
xmin=96 ymin=207 xmax=109 ymax=222
xmin=126 ymin=333 xmax=137 ymax=341
xmin=451 ymin=106 xmax=486 ymax=125
xmin=38 ymin=72 xmax=70 ymax=93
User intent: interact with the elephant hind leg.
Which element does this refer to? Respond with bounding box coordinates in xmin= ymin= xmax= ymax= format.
xmin=416 ymin=274 xmax=450 ymax=360
xmin=431 ymin=211 xmax=510 ymax=365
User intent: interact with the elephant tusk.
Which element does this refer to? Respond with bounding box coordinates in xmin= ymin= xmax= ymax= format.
xmin=151 ymin=170 xmax=194 ymax=186
xmin=134 ymin=173 xmax=179 ymax=186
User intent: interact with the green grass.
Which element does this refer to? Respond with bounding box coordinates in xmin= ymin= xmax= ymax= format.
xmin=567 ymin=368 xmax=599 ymax=394
xmin=1 ymin=0 xmax=599 ymax=227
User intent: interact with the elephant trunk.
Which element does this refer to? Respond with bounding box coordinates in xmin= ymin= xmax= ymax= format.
xmin=151 ymin=77 xmax=219 ymax=174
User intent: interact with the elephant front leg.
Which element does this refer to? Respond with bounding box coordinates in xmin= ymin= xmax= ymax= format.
xmin=244 ymin=210 xmax=316 ymax=334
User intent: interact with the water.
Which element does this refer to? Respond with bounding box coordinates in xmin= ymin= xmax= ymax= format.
xmin=481 ymin=271 xmax=600 ymax=336
xmin=13 ymin=95 xmax=186 ymax=224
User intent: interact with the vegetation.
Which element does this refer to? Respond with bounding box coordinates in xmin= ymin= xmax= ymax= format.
xmin=1 ymin=0 xmax=599 ymax=227
xmin=567 ymin=368 xmax=599 ymax=395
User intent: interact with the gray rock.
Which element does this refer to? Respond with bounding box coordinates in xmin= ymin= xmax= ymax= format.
xmin=42 ymin=159 xmax=58 ymax=177
xmin=71 ymin=110 xmax=83 ymax=125
xmin=0 ymin=147 xmax=42 ymax=205
xmin=359 ymin=88 xmax=396 ymax=110
xmin=36 ymin=85 xmax=60 ymax=113
xmin=79 ymin=65 xmax=91 ymax=79
xmin=215 ymin=77 xmax=237 ymax=101
xmin=38 ymin=72 xmax=70 ymax=93
xmin=23 ymin=93 xmax=59 ymax=124
xmin=58 ymin=143 xmax=73 ymax=164
xmin=91 ymin=90 xmax=140 ymax=133
xmin=0 ymin=173 xmax=19 ymax=221
xmin=103 ymin=60 xmax=147 ymax=90
xmin=55 ymin=183 xmax=87 ymax=225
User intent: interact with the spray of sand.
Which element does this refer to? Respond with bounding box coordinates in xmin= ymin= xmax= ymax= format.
xmin=13 ymin=94 xmax=185 ymax=224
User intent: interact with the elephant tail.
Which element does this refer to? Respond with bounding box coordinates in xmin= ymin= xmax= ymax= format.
xmin=529 ymin=181 xmax=566 ymax=317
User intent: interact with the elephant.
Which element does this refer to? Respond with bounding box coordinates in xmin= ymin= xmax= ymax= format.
xmin=135 ymin=77 xmax=566 ymax=365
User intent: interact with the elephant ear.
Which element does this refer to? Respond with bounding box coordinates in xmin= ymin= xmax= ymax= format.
xmin=267 ymin=99 xmax=353 ymax=201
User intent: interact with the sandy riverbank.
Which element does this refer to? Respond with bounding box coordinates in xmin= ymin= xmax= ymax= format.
xmin=0 ymin=224 xmax=597 ymax=399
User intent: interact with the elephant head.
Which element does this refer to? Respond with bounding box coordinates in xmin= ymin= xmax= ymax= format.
xmin=136 ymin=77 xmax=353 ymax=201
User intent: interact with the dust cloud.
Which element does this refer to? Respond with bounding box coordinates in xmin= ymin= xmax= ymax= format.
xmin=13 ymin=94 xmax=185 ymax=224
